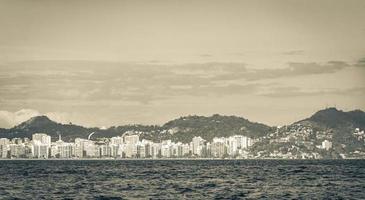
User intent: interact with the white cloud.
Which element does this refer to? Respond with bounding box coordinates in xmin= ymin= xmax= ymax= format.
xmin=0 ymin=109 xmax=41 ymax=128
xmin=0 ymin=109 xmax=79 ymax=128
xmin=45 ymin=112 xmax=73 ymax=125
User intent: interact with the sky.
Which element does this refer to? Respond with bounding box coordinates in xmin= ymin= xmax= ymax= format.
xmin=0 ymin=0 xmax=364 ymax=128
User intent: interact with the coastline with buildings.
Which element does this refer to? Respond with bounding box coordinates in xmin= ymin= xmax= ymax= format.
xmin=1 ymin=108 xmax=365 ymax=160
xmin=1 ymin=128 xmax=364 ymax=160
xmin=0 ymin=133 xmax=256 ymax=160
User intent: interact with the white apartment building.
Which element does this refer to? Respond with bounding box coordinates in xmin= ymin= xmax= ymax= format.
xmin=32 ymin=141 xmax=50 ymax=158
xmin=0 ymin=138 xmax=10 ymax=158
xmin=110 ymin=136 xmax=124 ymax=145
xmin=10 ymin=144 xmax=26 ymax=158
xmin=124 ymin=143 xmax=138 ymax=158
xmin=124 ymin=135 xmax=139 ymax=144
xmin=192 ymin=136 xmax=205 ymax=156
xmin=32 ymin=133 xmax=51 ymax=146
xmin=75 ymin=138 xmax=97 ymax=158
xmin=322 ymin=140 xmax=332 ymax=150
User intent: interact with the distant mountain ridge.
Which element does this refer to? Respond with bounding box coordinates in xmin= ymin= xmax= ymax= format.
xmin=0 ymin=114 xmax=273 ymax=142
xmin=2 ymin=115 xmax=98 ymax=141
xmin=297 ymin=107 xmax=365 ymax=130
xmin=294 ymin=107 xmax=365 ymax=151
xmin=161 ymin=114 xmax=272 ymax=143
xmin=296 ymin=108 xmax=365 ymax=136
xmin=0 ymin=108 xmax=364 ymax=143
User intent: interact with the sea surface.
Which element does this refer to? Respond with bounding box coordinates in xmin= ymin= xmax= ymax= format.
xmin=0 ymin=159 xmax=364 ymax=199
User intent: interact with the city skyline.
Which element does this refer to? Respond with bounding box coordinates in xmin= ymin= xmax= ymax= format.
xmin=0 ymin=130 xmax=342 ymax=159
xmin=1 ymin=107 xmax=364 ymax=159
xmin=1 ymin=0 xmax=365 ymax=128
xmin=1 ymin=125 xmax=363 ymax=159
xmin=1 ymin=132 xmax=255 ymax=159
xmin=1 ymin=1 xmax=364 ymax=199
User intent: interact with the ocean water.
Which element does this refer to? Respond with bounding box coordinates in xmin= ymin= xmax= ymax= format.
xmin=0 ymin=160 xmax=364 ymax=199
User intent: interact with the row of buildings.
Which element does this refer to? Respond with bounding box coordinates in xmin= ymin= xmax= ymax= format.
xmin=0 ymin=133 xmax=254 ymax=159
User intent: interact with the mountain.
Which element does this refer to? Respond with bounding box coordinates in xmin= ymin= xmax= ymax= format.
xmin=0 ymin=109 xmax=363 ymax=145
xmin=161 ymin=114 xmax=273 ymax=143
xmin=0 ymin=116 xmax=98 ymax=142
xmin=297 ymin=107 xmax=365 ymax=130
xmin=295 ymin=107 xmax=365 ymax=151
xmin=0 ymin=114 xmax=273 ymax=142
xmin=246 ymin=108 xmax=365 ymax=159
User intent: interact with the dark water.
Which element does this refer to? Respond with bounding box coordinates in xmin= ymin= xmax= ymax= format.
xmin=0 ymin=160 xmax=364 ymax=199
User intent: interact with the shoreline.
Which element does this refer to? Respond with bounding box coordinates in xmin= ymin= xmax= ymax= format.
xmin=0 ymin=158 xmax=364 ymax=161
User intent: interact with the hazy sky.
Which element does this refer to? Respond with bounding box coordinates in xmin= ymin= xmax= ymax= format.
xmin=0 ymin=0 xmax=364 ymax=128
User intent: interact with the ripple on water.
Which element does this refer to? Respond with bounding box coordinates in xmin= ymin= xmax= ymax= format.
xmin=0 ymin=160 xmax=364 ymax=199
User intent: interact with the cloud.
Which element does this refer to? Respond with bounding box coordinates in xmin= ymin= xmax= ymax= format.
xmin=240 ymin=61 xmax=350 ymax=81
xmin=260 ymin=86 xmax=365 ymax=98
xmin=289 ymin=61 xmax=349 ymax=74
xmin=0 ymin=109 xmax=83 ymax=128
xmin=282 ymin=50 xmax=304 ymax=55
xmin=199 ymin=54 xmax=213 ymax=57
xmin=45 ymin=112 xmax=75 ymax=125
xmin=0 ymin=109 xmax=41 ymax=128
xmin=0 ymin=59 xmax=359 ymax=106
xmin=0 ymin=61 xmax=247 ymax=104
xmin=0 ymin=59 xmax=363 ymax=127
xmin=355 ymin=57 xmax=365 ymax=67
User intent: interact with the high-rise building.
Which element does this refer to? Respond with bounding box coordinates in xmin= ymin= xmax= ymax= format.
xmin=50 ymin=136 xmax=75 ymax=158
xmin=109 ymin=144 xmax=118 ymax=157
xmin=9 ymin=144 xmax=26 ymax=158
xmin=75 ymin=138 xmax=97 ymax=158
xmin=137 ymin=143 xmax=146 ymax=158
xmin=99 ymin=144 xmax=111 ymax=157
xmin=227 ymin=135 xmax=250 ymax=156
xmin=110 ymin=136 xmax=123 ymax=145
xmin=124 ymin=143 xmax=138 ymax=158
xmin=181 ymin=144 xmax=190 ymax=157
xmin=211 ymin=137 xmax=227 ymax=158
xmin=322 ymin=140 xmax=332 ymax=150
xmin=32 ymin=133 xmax=51 ymax=146
xmin=192 ymin=136 xmax=205 ymax=156
xmin=74 ymin=138 xmax=85 ymax=158
xmin=11 ymin=138 xmax=23 ymax=144
xmin=172 ymin=142 xmax=183 ymax=157
xmin=141 ymin=140 xmax=153 ymax=158
xmin=124 ymin=135 xmax=139 ymax=144
xmin=58 ymin=143 xmax=74 ymax=158
xmin=151 ymin=143 xmax=161 ymax=158
xmin=32 ymin=141 xmax=50 ymax=158
xmin=161 ymin=144 xmax=171 ymax=158
xmin=0 ymin=138 xmax=10 ymax=158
